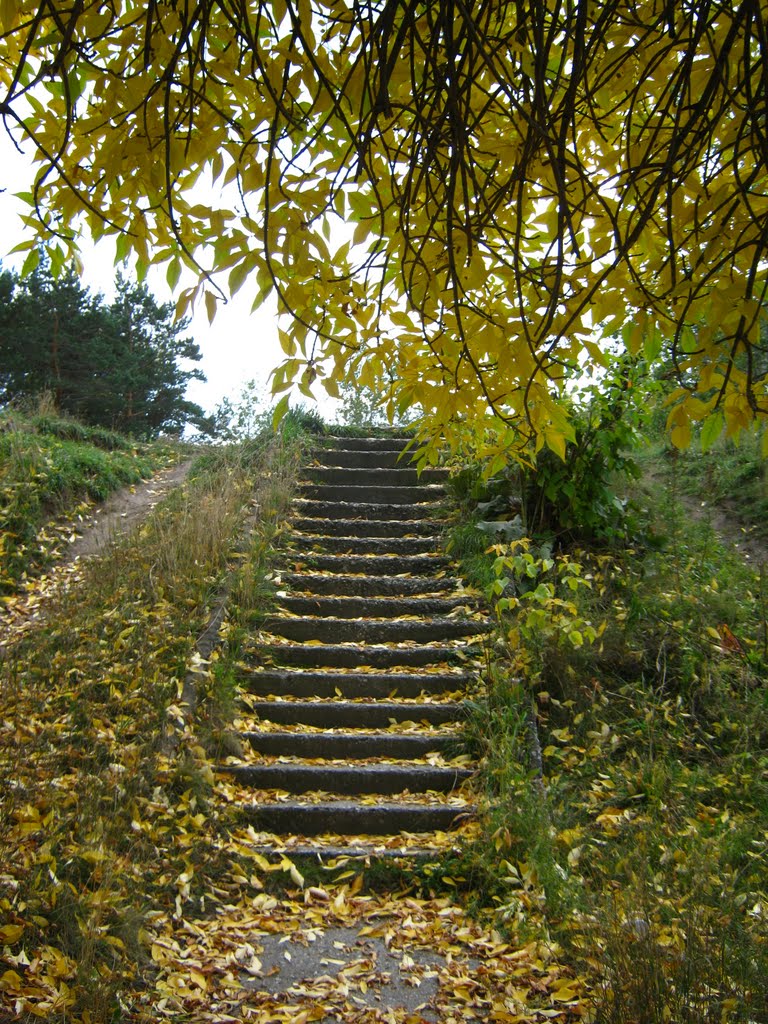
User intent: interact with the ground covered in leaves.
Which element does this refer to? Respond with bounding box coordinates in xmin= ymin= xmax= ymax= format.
xmin=0 ymin=434 xmax=585 ymax=1024
xmin=2 ymin=425 xmax=767 ymax=1023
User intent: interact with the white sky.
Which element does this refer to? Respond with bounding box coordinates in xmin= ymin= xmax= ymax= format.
xmin=0 ymin=129 xmax=339 ymax=422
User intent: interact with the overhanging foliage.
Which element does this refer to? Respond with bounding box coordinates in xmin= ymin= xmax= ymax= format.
xmin=1 ymin=1 xmax=767 ymax=456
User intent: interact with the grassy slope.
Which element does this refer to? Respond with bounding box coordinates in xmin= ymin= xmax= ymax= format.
xmin=0 ymin=409 xmax=179 ymax=593
xmin=0 ymin=429 xmax=304 ymax=1021
xmin=2 ymin=409 xmax=766 ymax=1022
xmin=445 ymin=447 xmax=768 ymax=1024
xmin=642 ymin=427 xmax=768 ymax=543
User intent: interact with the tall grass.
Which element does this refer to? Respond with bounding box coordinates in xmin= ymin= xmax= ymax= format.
xmin=0 ymin=428 xmax=303 ymax=1021
xmin=445 ymin=460 xmax=768 ymax=1023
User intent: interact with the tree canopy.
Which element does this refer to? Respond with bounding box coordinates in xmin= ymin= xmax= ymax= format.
xmin=1 ymin=1 xmax=767 ymax=459
xmin=0 ymin=258 xmax=208 ymax=436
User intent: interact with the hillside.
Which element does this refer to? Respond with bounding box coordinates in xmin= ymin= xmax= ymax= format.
xmin=0 ymin=408 xmax=183 ymax=595
xmin=0 ymin=413 xmax=766 ymax=1024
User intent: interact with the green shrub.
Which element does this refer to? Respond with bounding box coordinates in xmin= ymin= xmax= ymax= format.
xmin=519 ymin=361 xmax=645 ymax=544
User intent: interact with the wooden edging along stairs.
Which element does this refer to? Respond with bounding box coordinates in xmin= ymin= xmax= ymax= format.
xmin=216 ymin=434 xmax=491 ymax=856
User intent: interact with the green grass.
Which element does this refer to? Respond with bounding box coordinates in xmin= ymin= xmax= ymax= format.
xmin=638 ymin=425 xmax=768 ymax=543
xmin=0 ymin=408 xmax=177 ymax=591
xmin=0 ymin=428 xmax=303 ymax=1021
xmin=445 ymin=464 xmax=768 ymax=1022
xmin=23 ymin=412 xmax=136 ymax=451
xmin=445 ymin=520 xmax=499 ymax=592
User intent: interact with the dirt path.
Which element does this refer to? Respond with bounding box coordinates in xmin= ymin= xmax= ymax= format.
xmin=0 ymin=460 xmax=194 ymax=648
xmin=68 ymin=459 xmax=193 ymax=559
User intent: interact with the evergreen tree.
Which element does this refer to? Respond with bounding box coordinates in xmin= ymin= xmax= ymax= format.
xmin=0 ymin=259 xmax=207 ymax=437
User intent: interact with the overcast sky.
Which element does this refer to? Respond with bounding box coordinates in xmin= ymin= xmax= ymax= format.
xmin=0 ymin=128 xmax=338 ymax=421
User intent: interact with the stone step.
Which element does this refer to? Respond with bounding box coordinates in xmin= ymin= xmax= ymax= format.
xmin=239 ymin=800 xmax=471 ymax=836
xmin=245 ymin=698 xmax=464 ymax=728
xmin=239 ymin=844 xmax=441 ymax=861
xmin=284 ymin=553 xmax=450 ymax=575
xmin=258 ymin=643 xmax=479 ymax=669
xmin=305 ymin=467 xmax=449 ymax=487
xmin=311 ymin=449 xmax=418 ymax=470
xmin=231 ymin=433 xmax=479 ymax=846
xmin=301 ymin=484 xmax=444 ymax=505
xmin=244 ymin=730 xmax=461 ymax=759
xmin=293 ymin=499 xmax=445 ymax=521
xmin=240 ymin=669 xmax=471 ymax=699
xmin=220 ymin=763 xmax=472 ymax=795
xmin=276 ymin=595 xmax=474 ymax=619
xmin=277 ymin=573 xmax=462 ymax=597
xmin=286 ymin=533 xmax=440 ymax=556
xmin=320 ymin=436 xmax=413 ymax=451
xmin=262 ymin=615 xmax=490 ymax=644
xmin=291 ymin=517 xmax=445 ymax=538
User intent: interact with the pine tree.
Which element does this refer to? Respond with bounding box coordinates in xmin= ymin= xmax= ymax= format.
xmin=0 ymin=259 xmax=207 ymax=437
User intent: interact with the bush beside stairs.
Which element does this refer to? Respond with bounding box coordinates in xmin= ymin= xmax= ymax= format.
xmin=218 ymin=434 xmax=491 ymax=853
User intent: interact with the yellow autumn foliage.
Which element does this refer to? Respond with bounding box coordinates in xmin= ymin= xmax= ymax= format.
xmin=1 ymin=1 xmax=767 ymax=457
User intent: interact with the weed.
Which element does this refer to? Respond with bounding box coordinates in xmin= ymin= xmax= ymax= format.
xmin=189 ymin=431 xmax=304 ymax=758
xmin=446 ymin=521 xmax=498 ymax=592
xmin=589 ymin=867 xmax=768 ymax=1024
xmin=0 ymin=420 xmax=303 ymax=1020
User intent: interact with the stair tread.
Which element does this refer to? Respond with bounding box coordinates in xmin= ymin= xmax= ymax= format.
xmin=238 ymin=800 xmax=473 ymax=836
xmin=242 ymin=693 xmax=465 ymax=706
xmin=242 ymin=699 xmax=465 ymax=721
xmin=237 ymin=698 xmax=464 ymax=728
xmin=231 ymin=440 xmax=483 ymax=842
xmin=275 ymin=595 xmax=481 ymax=617
xmin=240 ymin=720 xmax=460 ymax=731
xmin=223 ymin=752 xmax=471 ymax=766
xmin=241 ymin=731 xmax=462 ymax=757
xmin=320 ymin=436 xmax=415 ymax=450
xmin=297 ymin=560 xmax=448 ymax=567
xmin=242 ymin=668 xmax=471 ymax=679
xmin=263 ymin=611 xmax=487 ymax=622
xmin=300 ymin=485 xmax=445 ymax=505
xmin=234 ymin=844 xmax=447 ymax=859
xmin=236 ymin=794 xmax=473 ymax=807
xmin=252 ymin=642 xmax=482 ymax=669
xmin=291 ymin=517 xmax=446 ymax=537
xmin=240 ymin=670 xmax=471 ymax=698
xmin=261 ymin=614 xmax=491 ymax=644
xmin=293 ymin=499 xmax=447 ymax=520
xmin=305 ymin=467 xmax=449 ymax=483
xmin=279 ymin=553 xmax=451 ymax=577
xmin=219 ymin=763 xmax=473 ymax=795
xmin=275 ymin=573 xmax=463 ymax=596
xmin=285 ymin=533 xmax=442 ymax=554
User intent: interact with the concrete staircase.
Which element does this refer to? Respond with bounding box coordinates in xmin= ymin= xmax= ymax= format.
xmin=218 ymin=435 xmax=490 ymax=851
